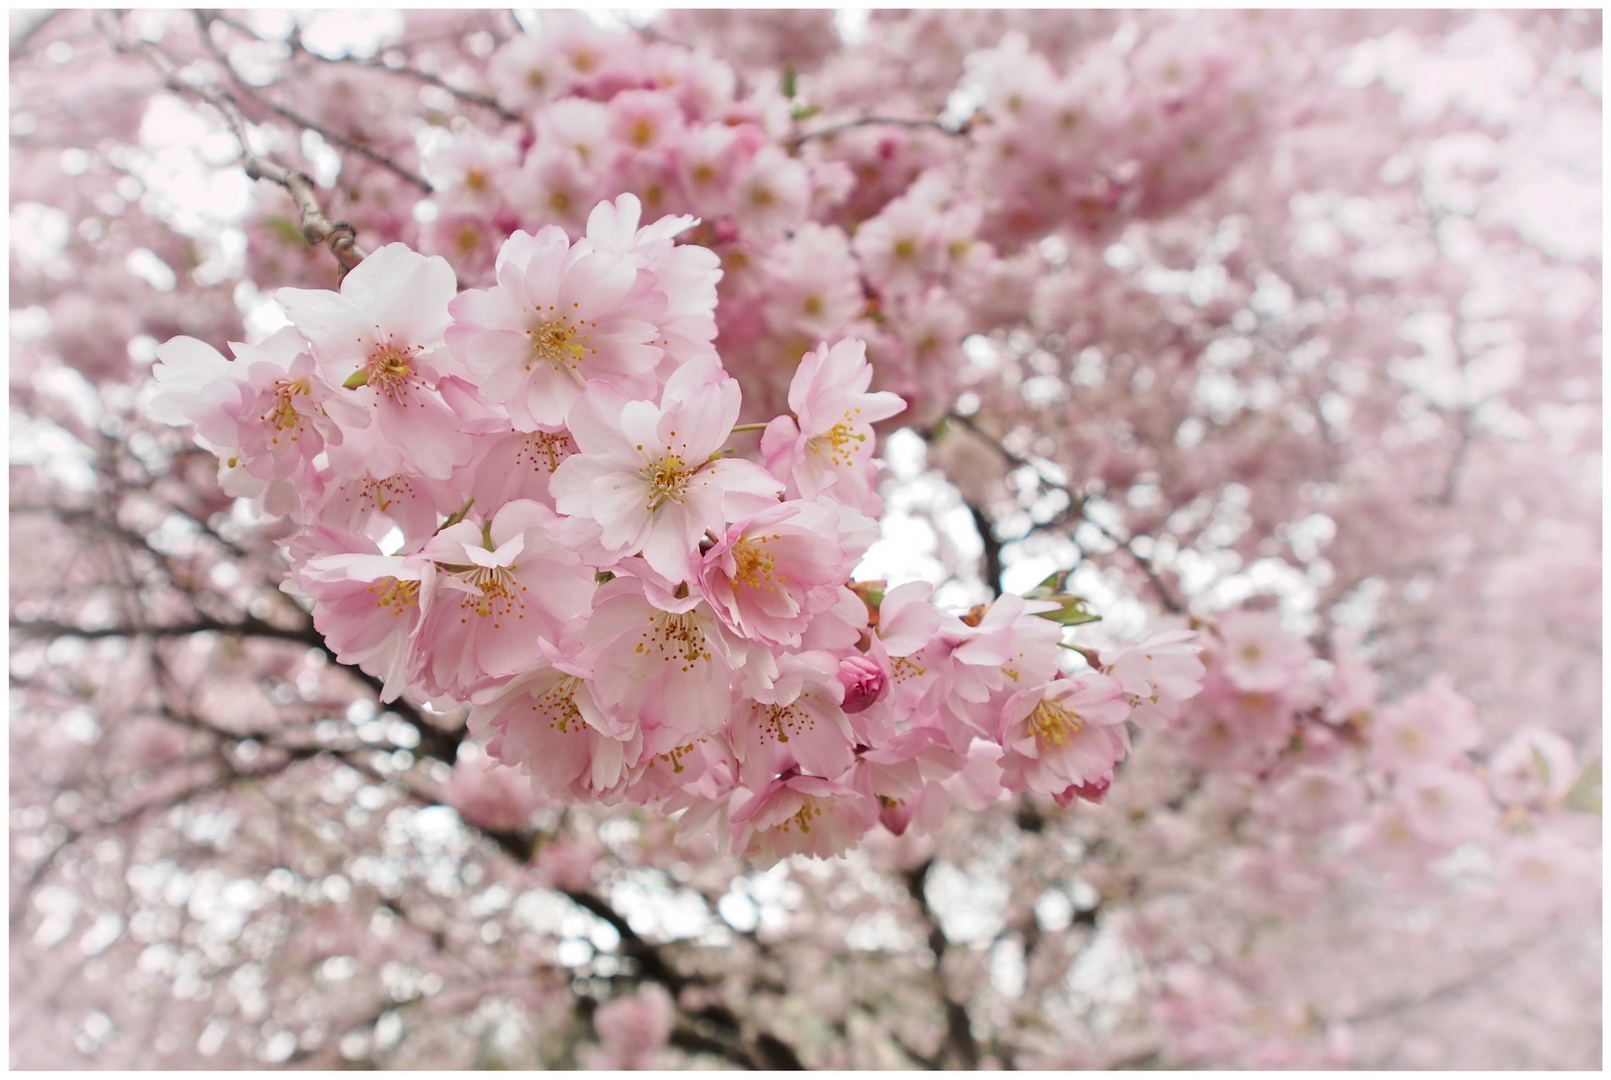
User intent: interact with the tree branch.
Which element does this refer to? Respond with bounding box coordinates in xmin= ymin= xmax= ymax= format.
xmin=900 ymin=859 xmax=980 ymax=1070
xmin=793 ymin=114 xmax=958 ymax=148
xmin=947 ymin=413 xmax=1187 ymax=614
xmin=195 ymin=10 xmax=433 ymax=194
xmin=968 ymin=501 xmax=1005 ymax=597
xmin=102 ymin=13 xmax=368 ymax=277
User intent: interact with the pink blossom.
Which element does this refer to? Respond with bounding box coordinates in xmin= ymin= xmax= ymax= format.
xmin=1214 ymin=609 xmax=1313 ymax=694
xmin=1103 ymin=627 xmax=1207 ymax=731
xmin=445 ymin=222 xmax=664 ymax=430
xmin=288 ymin=528 xmax=425 ymax=703
xmin=760 ymin=223 xmax=865 ymax=341
xmin=1393 ymin=766 xmax=1496 ymax=847
xmin=836 ymin=654 xmax=889 ymax=715
xmin=576 ymin=575 xmax=751 ymax=755
xmin=469 ymin=659 xmax=640 ymax=800
xmin=550 ymin=354 xmax=782 ymax=580
xmin=997 ymin=673 xmax=1131 ymax=800
xmin=408 ymin=499 xmax=595 ymax=700
xmin=277 ymin=243 xmax=474 ymax=481
xmin=588 ymin=984 xmax=675 ymax=1070
xmin=761 ymin=338 xmax=907 ymax=510
xmin=1486 ymin=726 xmax=1580 ymax=808
xmin=728 ymin=773 xmax=877 ymax=867
xmin=1368 ymin=674 xmax=1483 ymax=778
xmin=698 ymin=498 xmax=866 ymax=647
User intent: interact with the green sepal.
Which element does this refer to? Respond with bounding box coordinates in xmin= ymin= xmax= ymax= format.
xmin=1023 ymin=571 xmax=1101 ymax=625
xmin=1565 ymin=755 xmax=1601 ymax=816
xmin=1024 ymin=571 xmax=1069 ymax=600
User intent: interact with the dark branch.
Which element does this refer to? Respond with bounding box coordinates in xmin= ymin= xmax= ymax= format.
xmin=948 ymin=413 xmax=1186 ymax=614
xmin=900 ymin=859 xmax=980 ymax=1070
xmin=968 ymin=501 xmax=1005 ymax=597
xmin=103 ymin=13 xmax=368 ymax=276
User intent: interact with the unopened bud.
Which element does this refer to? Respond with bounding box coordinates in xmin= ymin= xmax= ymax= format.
xmin=837 ymin=655 xmax=888 ymax=714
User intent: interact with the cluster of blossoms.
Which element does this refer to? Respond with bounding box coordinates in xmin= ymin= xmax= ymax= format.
xmin=1146 ymin=610 xmax=1600 ymax=902
xmin=151 ymin=194 xmax=1206 ymax=866
xmin=366 ymin=11 xmax=1304 ymax=438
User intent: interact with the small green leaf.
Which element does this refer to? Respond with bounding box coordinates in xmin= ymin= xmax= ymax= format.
xmin=1565 ymin=755 xmax=1601 ymax=816
xmin=263 ymin=215 xmax=304 ymax=246
xmin=1023 ymin=571 xmax=1069 ymax=601
xmin=1530 ymin=745 xmax=1553 ymax=789
xmin=791 ymin=104 xmax=821 ymax=122
xmin=782 ymin=66 xmax=797 ymax=100
xmin=1038 ymin=598 xmax=1102 ymax=627
xmin=342 ymin=369 xmax=370 ymax=389
xmin=594 ymin=570 xmax=615 ymax=586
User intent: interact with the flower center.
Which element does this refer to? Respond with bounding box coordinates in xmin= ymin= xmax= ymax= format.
xmin=366 ymin=577 xmax=419 ymax=615
xmin=357 ymin=345 xmax=418 ymax=400
xmin=777 ymin=797 xmax=823 ymax=835
xmin=640 ymin=454 xmax=691 ymax=511
xmin=453 ymin=564 xmax=527 ymax=627
xmin=808 ymin=412 xmax=868 ymax=468
xmin=525 ymin=306 xmax=592 ymax=377
xmin=637 ymin=611 xmax=713 ymax=671
xmin=759 ymin=697 xmax=816 ymax=746
xmin=731 ymin=533 xmax=785 ymax=593
xmin=263 ymin=378 xmax=311 ymax=442
xmin=1029 ymin=698 xmax=1082 ymax=750
xmin=529 ymin=676 xmax=585 ymax=735
xmin=516 ymin=431 xmax=573 ymax=474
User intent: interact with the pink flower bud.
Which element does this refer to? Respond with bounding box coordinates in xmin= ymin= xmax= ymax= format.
xmin=837 ymin=655 xmax=888 ymax=714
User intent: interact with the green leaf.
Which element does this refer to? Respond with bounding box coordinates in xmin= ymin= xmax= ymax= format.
xmin=341 ymin=369 xmax=370 ymax=389
xmin=1565 ymin=755 xmax=1601 ymax=816
xmin=791 ymin=104 xmax=821 ymax=122
xmin=1023 ymin=571 xmax=1069 ymax=601
xmin=782 ymin=66 xmax=797 ymax=100
xmin=1530 ymin=745 xmax=1553 ymax=789
xmin=1037 ymin=597 xmax=1102 ymax=627
xmin=263 ymin=215 xmax=304 ymax=246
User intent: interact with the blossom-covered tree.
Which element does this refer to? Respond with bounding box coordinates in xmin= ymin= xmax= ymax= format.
xmin=11 ymin=9 xmax=1600 ymax=1070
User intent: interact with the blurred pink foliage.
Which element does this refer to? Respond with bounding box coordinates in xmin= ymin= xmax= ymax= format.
xmin=9 ymin=8 xmax=1600 ymax=1070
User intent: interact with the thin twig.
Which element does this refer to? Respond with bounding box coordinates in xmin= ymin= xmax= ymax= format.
xmin=193 ymin=11 xmax=432 ymax=194
xmin=205 ymin=10 xmax=522 ymax=124
xmin=947 ymin=413 xmax=1187 ymax=614
xmin=102 ymin=13 xmax=368 ymax=276
xmin=793 ymin=114 xmax=957 ymax=148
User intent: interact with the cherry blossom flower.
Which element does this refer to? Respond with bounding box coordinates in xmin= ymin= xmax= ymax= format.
xmin=277 ymin=243 xmax=474 ymax=481
xmin=761 ymin=338 xmax=906 ymax=508
xmin=408 ymin=500 xmax=595 ymax=700
xmin=728 ymin=773 xmax=877 ymax=866
xmin=998 ymin=673 xmax=1131 ymax=801
xmin=550 ymin=354 xmax=782 ymax=580
xmin=445 ymin=224 xmax=665 ymax=429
